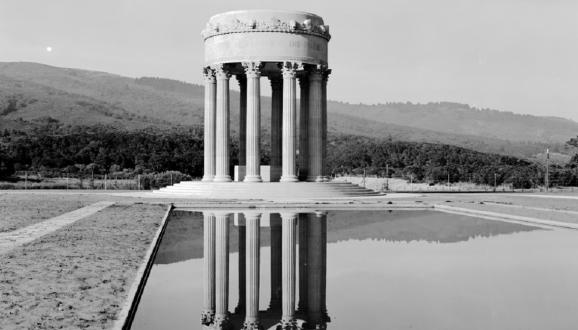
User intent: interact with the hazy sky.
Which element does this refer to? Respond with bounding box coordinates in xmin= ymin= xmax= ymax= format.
xmin=1 ymin=0 xmax=577 ymax=121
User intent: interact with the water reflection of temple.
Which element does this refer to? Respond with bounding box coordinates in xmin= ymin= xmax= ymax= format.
xmin=201 ymin=211 xmax=329 ymax=330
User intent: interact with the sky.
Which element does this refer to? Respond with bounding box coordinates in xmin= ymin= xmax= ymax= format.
xmin=1 ymin=0 xmax=577 ymax=121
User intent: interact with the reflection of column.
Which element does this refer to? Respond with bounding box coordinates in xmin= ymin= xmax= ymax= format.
xmin=243 ymin=62 xmax=262 ymax=182
xmin=243 ymin=213 xmax=262 ymax=330
xmin=269 ymin=214 xmax=282 ymax=311
xmin=270 ymin=76 xmax=283 ymax=180
xmin=297 ymin=214 xmax=308 ymax=314
xmin=307 ymin=67 xmax=324 ymax=182
xmin=305 ymin=213 xmax=324 ymax=329
xmin=298 ymin=76 xmax=309 ymax=181
xmin=202 ymin=67 xmax=216 ymax=182
xmin=214 ymin=212 xmax=231 ymax=329
xmin=235 ymin=216 xmax=246 ymax=314
xmin=281 ymin=62 xmax=299 ymax=182
xmin=214 ymin=65 xmax=232 ymax=182
xmin=319 ymin=212 xmax=329 ymax=323
xmin=237 ymin=74 xmax=247 ymax=167
xmin=280 ymin=213 xmax=298 ymax=329
xmin=201 ymin=213 xmax=216 ymax=325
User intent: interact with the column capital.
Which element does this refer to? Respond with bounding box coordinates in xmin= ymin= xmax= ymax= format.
xmin=242 ymin=61 xmax=264 ymax=78
xmin=243 ymin=212 xmax=262 ymax=220
xmin=242 ymin=320 xmax=262 ymax=330
xmin=213 ymin=64 xmax=232 ymax=79
xmin=309 ymin=65 xmax=330 ymax=80
xmin=280 ymin=212 xmax=298 ymax=220
xmin=322 ymin=68 xmax=332 ymax=81
xmin=203 ymin=66 xmax=216 ymax=83
xmin=213 ymin=211 xmax=233 ymax=217
xmin=280 ymin=61 xmax=301 ymax=78
xmin=279 ymin=319 xmax=298 ymax=330
xmin=213 ymin=314 xmax=231 ymax=329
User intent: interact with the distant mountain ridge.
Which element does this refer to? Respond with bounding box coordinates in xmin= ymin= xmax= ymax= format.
xmin=0 ymin=62 xmax=576 ymax=160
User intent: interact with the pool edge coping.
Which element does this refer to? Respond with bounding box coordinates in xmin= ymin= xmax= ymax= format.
xmin=435 ymin=204 xmax=578 ymax=230
xmin=112 ymin=203 xmax=174 ymax=330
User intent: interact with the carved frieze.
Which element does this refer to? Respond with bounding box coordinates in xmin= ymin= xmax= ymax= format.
xmin=202 ymin=17 xmax=331 ymax=40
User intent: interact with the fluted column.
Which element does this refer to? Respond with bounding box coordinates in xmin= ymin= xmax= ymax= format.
xmin=298 ymin=76 xmax=309 ymax=181
xmin=235 ymin=215 xmax=246 ymax=314
xmin=214 ymin=65 xmax=232 ymax=182
xmin=243 ymin=62 xmax=263 ymax=182
xmin=201 ymin=212 xmax=216 ymax=325
xmin=280 ymin=62 xmax=299 ymax=182
xmin=202 ymin=67 xmax=217 ymax=182
xmin=307 ymin=67 xmax=324 ymax=182
xmin=321 ymin=70 xmax=331 ymax=182
xmin=297 ymin=214 xmax=309 ymax=314
xmin=214 ymin=212 xmax=231 ymax=329
xmin=237 ymin=74 xmax=247 ymax=167
xmin=243 ymin=212 xmax=262 ymax=330
xmin=280 ymin=213 xmax=298 ymax=329
xmin=269 ymin=214 xmax=282 ymax=311
xmin=270 ymin=76 xmax=283 ymax=181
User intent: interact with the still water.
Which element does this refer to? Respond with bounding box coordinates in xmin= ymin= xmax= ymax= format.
xmin=131 ymin=210 xmax=578 ymax=330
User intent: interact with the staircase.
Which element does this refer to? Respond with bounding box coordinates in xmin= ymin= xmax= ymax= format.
xmin=152 ymin=181 xmax=382 ymax=200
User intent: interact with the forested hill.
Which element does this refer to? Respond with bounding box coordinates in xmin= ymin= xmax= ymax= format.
xmin=1 ymin=62 xmax=577 ymax=160
xmin=2 ymin=125 xmax=576 ymax=188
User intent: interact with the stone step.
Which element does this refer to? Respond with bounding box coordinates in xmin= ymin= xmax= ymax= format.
xmin=152 ymin=181 xmax=381 ymax=199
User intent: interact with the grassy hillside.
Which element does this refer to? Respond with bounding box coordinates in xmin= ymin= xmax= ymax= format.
xmin=0 ymin=62 xmax=575 ymax=160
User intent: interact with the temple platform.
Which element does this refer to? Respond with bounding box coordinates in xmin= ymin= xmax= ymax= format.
xmin=152 ymin=181 xmax=382 ymax=200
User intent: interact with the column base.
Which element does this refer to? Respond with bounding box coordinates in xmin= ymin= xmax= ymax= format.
xmin=280 ymin=175 xmax=299 ymax=182
xmin=213 ymin=175 xmax=232 ymax=182
xmin=244 ymin=175 xmax=263 ymax=183
xmin=306 ymin=176 xmax=326 ymax=182
xmin=201 ymin=175 xmax=214 ymax=182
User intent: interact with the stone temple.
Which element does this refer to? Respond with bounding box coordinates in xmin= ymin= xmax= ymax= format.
xmin=155 ymin=10 xmax=378 ymax=198
xmin=202 ymin=10 xmax=331 ymax=183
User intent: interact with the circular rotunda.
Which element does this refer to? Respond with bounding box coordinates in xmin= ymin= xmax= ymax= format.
xmin=201 ymin=10 xmax=332 ymax=183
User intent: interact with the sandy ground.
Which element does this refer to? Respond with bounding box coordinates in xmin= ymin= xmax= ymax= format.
xmin=0 ymin=202 xmax=167 ymax=330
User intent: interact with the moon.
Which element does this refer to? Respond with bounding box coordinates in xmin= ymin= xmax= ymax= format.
xmin=45 ymin=46 xmax=53 ymax=53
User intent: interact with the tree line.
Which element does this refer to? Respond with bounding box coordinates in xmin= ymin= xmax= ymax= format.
xmin=1 ymin=125 xmax=577 ymax=189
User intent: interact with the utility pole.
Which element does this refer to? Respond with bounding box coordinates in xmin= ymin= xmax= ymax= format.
xmin=545 ymin=148 xmax=550 ymax=192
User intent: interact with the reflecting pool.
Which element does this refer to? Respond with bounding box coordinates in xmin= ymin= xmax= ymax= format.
xmin=131 ymin=210 xmax=578 ymax=330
